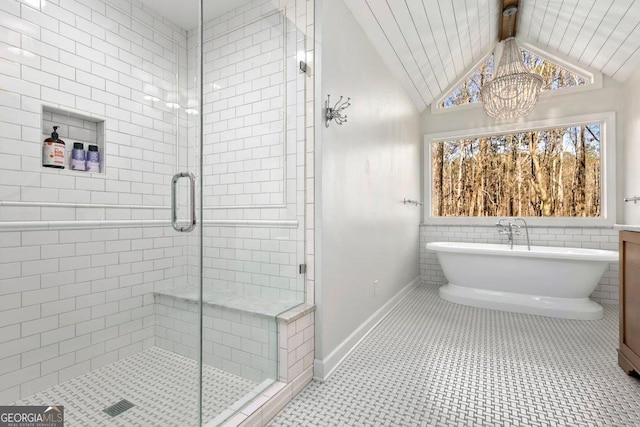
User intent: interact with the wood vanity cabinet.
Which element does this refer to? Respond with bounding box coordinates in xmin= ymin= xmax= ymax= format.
xmin=619 ymin=230 xmax=640 ymax=376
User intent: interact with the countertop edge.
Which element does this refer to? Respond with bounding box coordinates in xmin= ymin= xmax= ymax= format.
xmin=614 ymin=224 xmax=640 ymax=232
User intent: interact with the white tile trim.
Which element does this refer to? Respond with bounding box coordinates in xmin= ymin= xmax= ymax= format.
xmin=0 ymin=219 xmax=299 ymax=231
xmin=231 ymin=367 xmax=314 ymax=427
xmin=204 ymin=220 xmax=298 ymax=228
xmin=0 ymin=201 xmax=169 ymax=210
xmin=0 ymin=201 xmax=299 ymax=211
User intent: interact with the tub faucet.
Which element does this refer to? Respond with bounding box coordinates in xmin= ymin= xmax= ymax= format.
xmin=496 ymin=218 xmax=510 ymax=228
xmin=509 ymin=223 xmax=522 ymax=250
xmin=496 ymin=218 xmax=516 ymax=248
xmin=495 ymin=217 xmax=531 ymax=251
xmin=513 ymin=217 xmax=531 ymax=251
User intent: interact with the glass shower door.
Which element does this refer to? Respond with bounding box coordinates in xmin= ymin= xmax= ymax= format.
xmin=197 ymin=0 xmax=308 ymax=424
xmin=0 ymin=0 xmax=207 ymax=424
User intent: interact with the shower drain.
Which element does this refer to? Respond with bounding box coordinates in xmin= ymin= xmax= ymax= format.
xmin=103 ymin=399 xmax=135 ymax=417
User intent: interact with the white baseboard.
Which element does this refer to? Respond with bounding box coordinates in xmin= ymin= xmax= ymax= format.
xmin=313 ymin=276 xmax=421 ymax=381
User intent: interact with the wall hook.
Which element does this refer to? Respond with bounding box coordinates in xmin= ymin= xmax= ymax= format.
xmin=624 ymin=196 xmax=640 ymax=204
xmin=325 ymin=94 xmax=351 ymax=127
xmin=403 ymin=198 xmax=423 ymax=206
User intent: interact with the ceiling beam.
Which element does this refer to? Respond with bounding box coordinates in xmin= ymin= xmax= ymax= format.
xmin=499 ymin=0 xmax=519 ymax=41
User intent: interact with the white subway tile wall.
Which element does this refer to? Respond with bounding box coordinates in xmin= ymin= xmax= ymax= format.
xmin=0 ymin=0 xmax=187 ymax=208
xmin=420 ymin=225 xmax=620 ymax=305
xmin=0 ymin=0 xmax=193 ymax=402
xmin=186 ymin=1 xmax=308 ymax=303
xmin=201 ymin=225 xmax=304 ymax=302
xmin=155 ymin=294 xmax=277 ymax=383
xmin=277 ymin=308 xmax=314 ymax=383
xmin=201 ymin=11 xmax=287 ymax=208
xmin=0 ymin=226 xmax=191 ymax=402
xmin=0 ymin=0 xmax=314 ymax=406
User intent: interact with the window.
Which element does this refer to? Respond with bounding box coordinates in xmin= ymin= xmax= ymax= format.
xmin=424 ymin=113 xmax=616 ymax=225
xmin=439 ymin=47 xmax=592 ymax=110
xmin=440 ymin=55 xmax=494 ymax=109
xmin=522 ymin=50 xmax=589 ymax=91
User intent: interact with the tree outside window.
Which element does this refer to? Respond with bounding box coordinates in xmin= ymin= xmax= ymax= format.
xmin=431 ymin=124 xmax=601 ymax=217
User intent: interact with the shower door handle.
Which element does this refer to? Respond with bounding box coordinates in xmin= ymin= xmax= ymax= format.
xmin=171 ymin=172 xmax=197 ymax=232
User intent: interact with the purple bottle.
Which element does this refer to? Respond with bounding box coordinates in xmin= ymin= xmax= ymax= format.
xmin=71 ymin=142 xmax=86 ymax=171
xmin=86 ymin=145 xmax=100 ymax=172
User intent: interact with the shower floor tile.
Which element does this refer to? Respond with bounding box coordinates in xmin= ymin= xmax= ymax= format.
xmin=271 ymin=284 xmax=640 ymax=426
xmin=12 ymin=347 xmax=258 ymax=426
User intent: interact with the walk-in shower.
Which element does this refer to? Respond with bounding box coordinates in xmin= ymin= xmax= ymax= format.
xmin=0 ymin=0 xmax=308 ymax=424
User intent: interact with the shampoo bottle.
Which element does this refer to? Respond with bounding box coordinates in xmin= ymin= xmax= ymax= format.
xmin=86 ymin=144 xmax=100 ymax=172
xmin=43 ymin=126 xmax=66 ymax=169
xmin=71 ymin=142 xmax=86 ymax=171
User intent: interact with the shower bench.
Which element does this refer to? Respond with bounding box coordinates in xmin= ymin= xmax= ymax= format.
xmin=152 ymin=287 xmax=303 ymax=384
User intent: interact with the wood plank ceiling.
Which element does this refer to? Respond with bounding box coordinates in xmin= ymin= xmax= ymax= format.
xmin=343 ymin=0 xmax=640 ymax=111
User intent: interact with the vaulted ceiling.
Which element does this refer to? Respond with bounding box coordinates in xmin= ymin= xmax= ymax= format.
xmin=343 ymin=0 xmax=640 ymax=111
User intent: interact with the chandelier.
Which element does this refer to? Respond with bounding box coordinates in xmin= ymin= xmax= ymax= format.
xmin=480 ymin=37 xmax=543 ymax=119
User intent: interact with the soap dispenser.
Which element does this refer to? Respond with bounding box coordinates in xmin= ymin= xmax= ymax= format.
xmin=43 ymin=126 xmax=66 ymax=169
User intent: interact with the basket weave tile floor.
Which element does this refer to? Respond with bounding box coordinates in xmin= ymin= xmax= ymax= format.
xmin=271 ymin=284 xmax=640 ymax=426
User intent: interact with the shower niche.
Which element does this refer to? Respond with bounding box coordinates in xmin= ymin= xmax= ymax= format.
xmin=41 ymin=105 xmax=106 ymax=174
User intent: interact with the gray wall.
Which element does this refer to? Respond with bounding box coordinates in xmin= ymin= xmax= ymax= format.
xmin=314 ymin=0 xmax=422 ymax=379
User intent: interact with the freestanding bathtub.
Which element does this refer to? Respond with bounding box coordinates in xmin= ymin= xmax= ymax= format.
xmin=426 ymin=242 xmax=618 ymax=320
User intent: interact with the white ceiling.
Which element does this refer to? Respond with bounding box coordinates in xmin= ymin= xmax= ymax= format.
xmin=137 ymin=0 xmax=255 ymax=31
xmin=344 ymin=0 xmax=640 ymax=111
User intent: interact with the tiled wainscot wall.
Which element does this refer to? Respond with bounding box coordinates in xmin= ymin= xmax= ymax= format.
xmin=420 ymin=225 xmax=619 ymax=305
xmin=225 ymin=304 xmax=315 ymax=426
xmin=183 ymin=0 xmax=309 ymax=304
xmin=154 ymin=292 xmax=278 ymax=383
xmin=0 ymin=0 xmax=189 ymax=402
xmin=0 ymin=226 xmax=188 ymax=402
